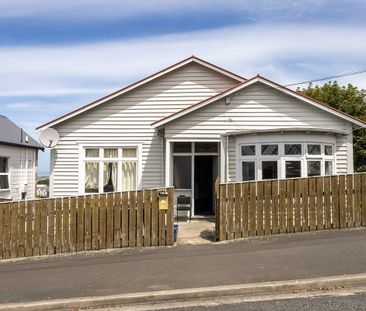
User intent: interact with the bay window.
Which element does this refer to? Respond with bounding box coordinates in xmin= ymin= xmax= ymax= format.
xmin=84 ymin=146 xmax=138 ymax=193
xmin=239 ymin=142 xmax=335 ymax=181
xmin=0 ymin=157 xmax=9 ymax=190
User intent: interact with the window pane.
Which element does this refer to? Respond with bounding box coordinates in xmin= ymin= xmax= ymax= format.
xmin=85 ymin=162 xmax=99 ymax=193
xmin=85 ymin=148 xmax=99 ymax=158
xmin=307 ymin=144 xmax=321 ymax=155
xmin=173 ymin=156 xmax=192 ymax=189
xmin=325 ymin=161 xmax=333 ymax=175
xmin=241 ymin=145 xmax=256 ymax=156
xmin=0 ymin=175 xmax=9 ymax=189
xmin=307 ymin=161 xmax=321 ymax=176
xmin=0 ymin=157 xmax=7 ymax=173
xmin=325 ymin=145 xmax=333 ymax=156
xmin=122 ymin=148 xmax=137 ymax=158
xmin=286 ymin=161 xmax=302 ymax=178
xmin=173 ymin=142 xmax=191 ymax=153
xmin=262 ymin=161 xmax=278 ymax=179
xmin=285 ymin=144 xmax=302 ymax=155
xmin=195 ymin=142 xmax=218 ymax=153
xmin=103 ymin=162 xmax=118 ymax=192
xmin=122 ymin=162 xmax=136 ymax=191
xmin=104 ymin=148 xmax=118 ymax=158
xmin=261 ymin=144 xmax=278 ymax=155
xmin=242 ymin=161 xmax=255 ymax=181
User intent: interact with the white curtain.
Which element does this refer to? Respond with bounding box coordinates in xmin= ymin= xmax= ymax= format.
xmin=103 ymin=162 xmax=118 ymax=192
xmin=123 ymin=148 xmax=137 ymax=158
xmin=85 ymin=162 xmax=99 ymax=192
xmin=122 ymin=162 xmax=136 ymax=191
xmin=85 ymin=149 xmax=99 ymax=158
xmin=104 ymin=149 xmax=118 ymax=158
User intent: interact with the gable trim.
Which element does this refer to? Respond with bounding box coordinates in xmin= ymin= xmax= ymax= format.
xmin=152 ymin=75 xmax=366 ymax=128
xmin=36 ymin=56 xmax=246 ymax=131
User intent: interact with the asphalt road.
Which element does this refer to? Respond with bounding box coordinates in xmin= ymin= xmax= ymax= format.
xmin=0 ymin=228 xmax=366 ymax=304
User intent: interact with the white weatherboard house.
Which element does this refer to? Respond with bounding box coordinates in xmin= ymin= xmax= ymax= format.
xmin=38 ymin=56 xmax=366 ymax=216
xmin=0 ymin=116 xmax=44 ymax=201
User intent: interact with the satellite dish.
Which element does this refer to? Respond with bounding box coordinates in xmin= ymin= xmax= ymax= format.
xmin=39 ymin=128 xmax=60 ymax=148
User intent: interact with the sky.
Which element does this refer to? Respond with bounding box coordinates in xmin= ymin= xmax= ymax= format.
xmin=1 ymin=0 xmax=366 ymax=175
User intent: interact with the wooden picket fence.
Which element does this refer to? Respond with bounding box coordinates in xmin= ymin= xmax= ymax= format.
xmin=0 ymin=188 xmax=174 ymax=260
xmin=217 ymin=173 xmax=366 ymax=241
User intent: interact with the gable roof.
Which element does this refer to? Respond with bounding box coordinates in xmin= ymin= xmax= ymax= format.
xmin=0 ymin=116 xmax=44 ymax=150
xmin=152 ymin=75 xmax=366 ymax=129
xmin=36 ymin=56 xmax=246 ymax=131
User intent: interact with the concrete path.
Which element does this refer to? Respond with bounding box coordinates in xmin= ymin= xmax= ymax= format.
xmin=176 ymin=219 xmax=216 ymax=245
xmin=0 ymin=228 xmax=366 ymax=305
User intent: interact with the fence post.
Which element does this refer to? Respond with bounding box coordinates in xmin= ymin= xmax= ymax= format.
xmin=362 ymin=173 xmax=366 ymax=226
xmin=339 ymin=175 xmax=346 ymax=229
xmin=219 ymin=184 xmax=227 ymax=241
xmin=354 ymin=174 xmax=361 ymax=227
xmin=166 ymin=188 xmax=174 ymax=246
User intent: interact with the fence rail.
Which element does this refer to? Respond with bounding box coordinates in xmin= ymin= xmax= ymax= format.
xmin=217 ymin=173 xmax=366 ymax=241
xmin=0 ymin=188 xmax=174 ymax=260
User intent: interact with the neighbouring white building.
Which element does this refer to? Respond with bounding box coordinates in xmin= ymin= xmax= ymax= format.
xmin=0 ymin=116 xmax=44 ymax=201
xmin=37 ymin=56 xmax=366 ymax=216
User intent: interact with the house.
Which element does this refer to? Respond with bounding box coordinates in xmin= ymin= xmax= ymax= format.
xmin=37 ymin=56 xmax=366 ymax=216
xmin=0 ymin=116 xmax=44 ymax=201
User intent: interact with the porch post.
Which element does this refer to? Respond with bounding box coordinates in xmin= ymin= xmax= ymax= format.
xmin=220 ymin=135 xmax=227 ymax=183
xmin=165 ymin=140 xmax=171 ymax=186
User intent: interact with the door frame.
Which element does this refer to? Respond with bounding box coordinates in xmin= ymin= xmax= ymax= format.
xmin=166 ymin=139 xmax=220 ymax=216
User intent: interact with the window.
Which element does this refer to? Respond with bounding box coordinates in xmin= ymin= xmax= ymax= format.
xmin=307 ymin=144 xmax=321 ymax=155
xmin=285 ymin=144 xmax=302 ymax=155
xmin=85 ymin=162 xmax=99 ymax=193
xmin=173 ymin=142 xmax=191 ymax=153
xmin=262 ymin=161 xmax=278 ymax=179
xmin=122 ymin=162 xmax=136 ymax=191
xmin=0 ymin=157 xmax=9 ymax=190
xmin=307 ymin=161 xmax=321 ymax=176
xmin=261 ymin=144 xmax=278 ymax=155
xmin=104 ymin=148 xmax=118 ymax=158
xmin=242 ymin=162 xmax=255 ymax=181
xmin=286 ymin=161 xmax=301 ymax=178
xmin=325 ymin=161 xmax=333 ymax=175
xmin=195 ymin=142 xmax=218 ymax=153
xmin=84 ymin=147 xmax=138 ymax=193
xmin=173 ymin=156 xmax=192 ymax=189
xmin=241 ymin=145 xmax=256 ymax=156
xmin=239 ymin=141 xmax=335 ymax=181
xmin=85 ymin=148 xmax=99 ymax=158
xmin=325 ymin=145 xmax=333 ymax=156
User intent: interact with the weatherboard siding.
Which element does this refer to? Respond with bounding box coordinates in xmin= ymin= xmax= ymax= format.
xmin=51 ymin=63 xmax=238 ymax=196
xmin=165 ymin=82 xmax=353 ymax=176
xmin=0 ymin=145 xmax=37 ymax=201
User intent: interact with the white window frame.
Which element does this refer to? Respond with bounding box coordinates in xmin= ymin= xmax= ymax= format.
xmin=237 ymin=141 xmax=335 ymax=181
xmin=0 ymin=156 xmax=10 ymax=191
xmin=78 ymin=144 xmax=142 ymax=194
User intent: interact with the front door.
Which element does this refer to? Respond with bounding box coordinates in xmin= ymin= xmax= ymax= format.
xmin=194 ymin=156 xmax=218 ymax=215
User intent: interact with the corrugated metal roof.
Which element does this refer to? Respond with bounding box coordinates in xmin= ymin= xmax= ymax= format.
xmin=0 ymin=116 xmax=44 ymax=150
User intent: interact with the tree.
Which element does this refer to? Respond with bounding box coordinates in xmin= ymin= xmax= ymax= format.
xmin=298 ymin=81 xmax=366 ymax=172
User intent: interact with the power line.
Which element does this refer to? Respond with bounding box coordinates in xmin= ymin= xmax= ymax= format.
xmin=285 ymin=68 xmax=366 ymax=87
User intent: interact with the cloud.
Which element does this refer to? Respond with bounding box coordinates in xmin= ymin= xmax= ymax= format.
xmin=0 ymin=22 xmax=365 ymax=100
xmin=1 ymin=0 xmax=364 ymax=25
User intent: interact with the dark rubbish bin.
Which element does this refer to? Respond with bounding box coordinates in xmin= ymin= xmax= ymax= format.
xmin=174 ymin=224 xmax=178 ymax=242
